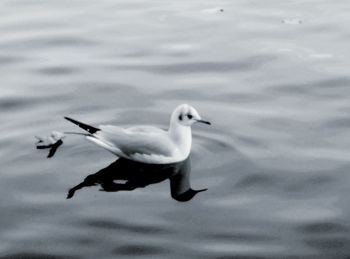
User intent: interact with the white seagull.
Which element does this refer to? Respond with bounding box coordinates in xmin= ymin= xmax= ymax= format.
xmin=65 ymin=104 xmax=211 ymax=164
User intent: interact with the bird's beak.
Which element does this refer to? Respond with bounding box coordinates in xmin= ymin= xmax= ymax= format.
xmin=196 ymin=119 xmax=211 ymax=125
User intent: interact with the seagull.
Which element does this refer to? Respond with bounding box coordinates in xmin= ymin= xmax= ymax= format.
xmin=64 ymin=104 xmax=211 ymax=164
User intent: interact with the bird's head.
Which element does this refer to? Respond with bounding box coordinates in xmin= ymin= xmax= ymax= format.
xmin=171 ymin=104 xmax=211 ymax=127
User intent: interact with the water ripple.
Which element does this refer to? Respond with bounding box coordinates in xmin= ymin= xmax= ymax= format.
xmin=298 ymin=221 xmax=348 ymax=235
xmin=82 ymin=219 xmax=169 ymax=235
xmin=107 ymin=55 xmax=275 ymax=74
xmin=112 ymin=244 xmax=167 ymax=256
xmin=0 ymin=36 xmax=97 ymax=50
xmin=36 ymin=66 xmax=79 ymax=76
xmin=0 ymin=253 xmax=81 ymax=259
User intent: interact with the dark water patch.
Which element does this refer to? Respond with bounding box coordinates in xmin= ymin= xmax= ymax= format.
xmin=0 ymin=55 xmax=25 ymax=65
xmin=67 ymin=82 xmax=153 ymax=111
xmin=0 ymin=94 xmax=73 ymax=112
xmin=303 ymin=23 xmax=341 ymax=34
xmin=215 ymin=257 xmax=334 ymax=259
xmin=286 ymin=175 xmax=333 ymax=193
xmin=112 ymin=244 xmax=167 ymax=256
xmin=218 ymin=93 xmax=272 ymax=104
xmin=156 ymin=89 xmax=271 ymax=106
xmin=194 ymin=132 xmax=233 ymax=150
xmin=119 ymin=49 xmax=154 ymax=58
xmin=298 ymin=222 xmax=348 ymax=235
xmin=304 ymin=237 xmax=348 ymax=251
xmin=0 ymin=253 xmax=81 ymax=259
xmin=42 ymin=37 xmax=97 ymax=48
xmin=255 ymin=117 xmax=305 ymax=134
xmin=3 ymin=0 xmax=56 ymax=7
xmin=235 ymin=134 xmax=268 ymax=149
xmin=76 ymin=82 xmax=140 ymax=94
xmin=214 ymin=256 xmax=270 ymax=259
xmin=0 ymin=98 xmax=29 ymax=110
xmin=108 ymin=55 xmax=275 ymax=74
xmin=0 ymin=19 xmax=68 ymax=32
xmin=298 ymin=222 xmax=350 ymax=255
xmin=266 ymin=76 xmax=350 ymax=98
xmin=204 ymin=232 xmax=277 ymax=243
xmin=36 ymin=66 xmax=79 ymax=76
xmin=83 ymin=219 xmax=168 ymax=234
xmin=322 ymin=116 xmax=350 ymax=129
xmin=66 ymin=104 xmax=105 ymax=114
xmin=163 ymin=51 xmax=192 ymax=58
xmin=0 ymin=96 xmax=48 ymax=111
xmin=155 ymin=89 xmax=214 ymax=101
xmin=0 ymin=36 xmax=96 ymax=50
xmin=235 ymin=174 xmax=279 ymax=189
xmin=315 ymin=77 xmax=350 ymax=89
xmin=266 ymin=82 xmax=312 ymax=96
xmin=73 ymin=237 xmax=95 ymax=246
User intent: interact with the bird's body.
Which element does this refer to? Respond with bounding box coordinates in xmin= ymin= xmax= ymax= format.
xmin=86 ymin=124 xmax=188 ymax=164
xmin=65 ymin=104 xmax=210 ymax=164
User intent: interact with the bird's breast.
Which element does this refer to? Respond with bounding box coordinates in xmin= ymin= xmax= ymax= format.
xmin=168 ymin=126 xmax=192 ymax=159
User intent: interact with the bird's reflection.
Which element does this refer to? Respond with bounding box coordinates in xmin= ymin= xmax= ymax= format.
xmin=67 ymin=157 xmax=207 ymax=202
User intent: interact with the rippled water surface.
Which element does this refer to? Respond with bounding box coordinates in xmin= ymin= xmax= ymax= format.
xmin=1 ymin=0 xmax=350 ymax=258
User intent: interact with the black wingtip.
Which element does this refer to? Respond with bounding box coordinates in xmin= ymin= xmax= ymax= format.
xmin=64 ymin=116 xmax=100 ymax=134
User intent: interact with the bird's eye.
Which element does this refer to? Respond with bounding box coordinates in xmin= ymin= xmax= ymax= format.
xmin=187 ymin=114 xmax=193 ymax=119
xmin=179 ymin=115 xmax=183 ymax=121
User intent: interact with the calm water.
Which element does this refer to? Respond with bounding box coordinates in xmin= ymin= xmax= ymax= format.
xmin=1 ymin=0 xmax=350 ymax=258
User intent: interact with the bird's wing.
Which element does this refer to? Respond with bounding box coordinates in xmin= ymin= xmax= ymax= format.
xmin=126 ymin=125 xmax=166 ymax=134
xmin=93 ymin=125 xmax=177 ymax=158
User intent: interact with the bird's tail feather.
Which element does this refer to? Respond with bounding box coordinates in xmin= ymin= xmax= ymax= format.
xmin=64 ymin=117 xmax=100 ymax=134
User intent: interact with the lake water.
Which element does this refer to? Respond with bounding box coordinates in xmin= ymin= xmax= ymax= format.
xmin=1 ymin=0 xmax=350 ymax=258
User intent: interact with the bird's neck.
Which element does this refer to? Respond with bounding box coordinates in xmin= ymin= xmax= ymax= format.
xmin=168 ymin=123 xmax=192 ymax=158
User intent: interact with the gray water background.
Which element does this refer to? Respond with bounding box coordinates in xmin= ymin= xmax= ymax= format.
xmin=1 ymin=0 xmax=350 ymax=258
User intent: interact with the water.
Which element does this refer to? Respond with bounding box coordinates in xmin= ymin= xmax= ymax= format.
xmin=1 ymin=0 xmax=350 ymax=258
